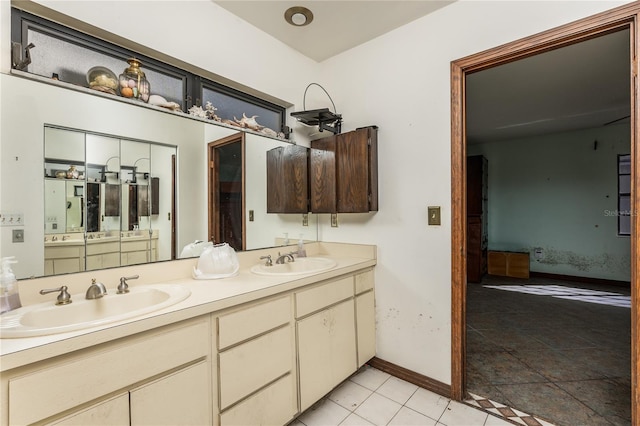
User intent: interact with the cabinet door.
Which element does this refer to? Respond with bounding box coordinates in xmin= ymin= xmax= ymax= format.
xmin=130 ymin=360 xmax=211 ymax=426
xmin=309 ymin=136 xmax=337 ymax=212
xmin=47 ymin=394 xmax=129 ymax=426
xmin=310 ymin=126 xmax=378 ymax=213
xmin=266 ymin=145 xmax=309 ymax=213
xmin=467 ymin=216 xmax=482 ymax=283
xmin=297 ymin=299 xmax=357 ymax=411
xmin=336 ymin=127 xmax=375 ymax=213
xmin=356 ymin=291 xmax=376 ymax=367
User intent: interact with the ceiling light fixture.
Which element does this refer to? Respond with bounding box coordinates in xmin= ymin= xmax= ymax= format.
xmin=284 ymin=6 xmax=313 ymax=27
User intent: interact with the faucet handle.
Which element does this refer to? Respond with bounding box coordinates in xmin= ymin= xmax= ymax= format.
xmin=40 ymin=286 xmax=72 ymax=305
xmin=260 ymin=255 xmax=273 ymax=267
xmin=117 ymin=275 xmax=139 ymax=294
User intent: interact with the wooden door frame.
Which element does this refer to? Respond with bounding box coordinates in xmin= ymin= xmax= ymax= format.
xmin=450 ymin=3 xmax=640 ymax=424
xmin=207 ymin=132 xmax=246 ymax=249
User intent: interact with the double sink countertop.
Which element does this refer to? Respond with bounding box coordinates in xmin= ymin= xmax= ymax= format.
xmin=0 ymin=242 xmax=376 ymax=372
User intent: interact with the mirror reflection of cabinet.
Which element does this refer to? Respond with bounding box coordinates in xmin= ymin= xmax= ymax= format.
xmin=43 ymin=126 xmax=176 ymax=276
xmin=266 ymin=145 xmax=309 ymax=213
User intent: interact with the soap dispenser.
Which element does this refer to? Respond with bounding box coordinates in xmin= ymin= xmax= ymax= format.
xmin=0 ymin=256 xmax=22 ymax=314
xmin=297 ymin=234 xmax=307 ymax=258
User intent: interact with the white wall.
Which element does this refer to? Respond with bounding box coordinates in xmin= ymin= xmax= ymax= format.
xmin=317 ymin=1 xmax=631 ymax=383
xmin=469 ymin=124 xmax=631 ymax=282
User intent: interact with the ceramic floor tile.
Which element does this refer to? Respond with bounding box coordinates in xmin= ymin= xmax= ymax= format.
xmin=298 ymin=398 xmax=351 ymax=426
xmin=484 ymin=414 xmax=517 ymax=426
xmin=329 ymin=380 xmax=374 ymax=412
xmin=555 ymin=378 xmax=632 ymax=421
xmin=339 ymin=413 xmax=376 ymax=426
xmin=467 ymin=351 xmax=547 ymax=385
xmin=375 ymin=376 xmax=419 ymax=405
xmin=388 ymin=406 xmax=438 ymax=426
xmin=404 ymin=387 xmax=450 ymax=421
xmin=438 ymin=400 xmax=488 ymax=426
xmin=350 ymin=365 xmax=391 ymax=391
xmin=495 ymin=382 xmax=609 ymax=426
xmin=353 ymin=392 xmax=402 ymax=425
xmin=510 ymin=349 xmax=606 ymax=382
xmin=468 ymin=277 xmax=631 ymax=426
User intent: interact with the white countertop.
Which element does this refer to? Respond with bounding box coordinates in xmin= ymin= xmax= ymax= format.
xmin=0 ymin=242 xmax=376 ymax=372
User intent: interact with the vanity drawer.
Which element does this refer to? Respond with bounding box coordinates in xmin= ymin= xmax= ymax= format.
xmin=295 ymin=276 xmax=354 ymax=318
xmin=9 ymin=317 xmax=210 ymax=425
xmin=219 ymin=325 xmax=293 ymax=410
xmin=86 ymin=241 xmax=120 ymax=255
xmin=45 ymin=246 xmax=83 ymax=259
xmin=220 ymin=373 xmax=296 ymax=426
xmin=218 ymin=295 xmax=291 ymax=350
xmin=355 ymin=269 xmax=374 ymax=294
xmin=121 ymin=240 xmax=148 ymax=252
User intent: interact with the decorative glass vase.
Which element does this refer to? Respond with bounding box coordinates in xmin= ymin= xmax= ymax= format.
xmin=118 ymin=58 xmax=150 ymax=102
xmin=66 ymin=165 xmax=79 ymax=179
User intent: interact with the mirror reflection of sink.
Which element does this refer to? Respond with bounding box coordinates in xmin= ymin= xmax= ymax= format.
xmin=0 ymin=284 xmax=190 ymax=338
xmin=250 ymin=257 xmax=337 ymax=276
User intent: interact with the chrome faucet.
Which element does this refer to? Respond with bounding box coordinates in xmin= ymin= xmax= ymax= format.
xmin=85 ymin=279 xmax=107 ymax=299
xmin=275 ymin=252 xmax=295 ymax=264
xmin=117 ymin=275 xmax=139 ymax=294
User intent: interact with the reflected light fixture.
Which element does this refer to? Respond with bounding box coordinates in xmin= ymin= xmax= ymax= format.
xmin=285 ymin=6 xmax=313 ymax=27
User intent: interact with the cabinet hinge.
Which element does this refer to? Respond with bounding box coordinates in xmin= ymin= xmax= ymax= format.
xmin=209 ymin=160 xmax=214 ymax=168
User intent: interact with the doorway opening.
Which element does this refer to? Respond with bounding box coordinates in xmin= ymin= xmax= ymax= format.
xmin=208 ymin=132 xmax=246 ymax=251
xmin=451 ymin=4 xmax=639 ymax=425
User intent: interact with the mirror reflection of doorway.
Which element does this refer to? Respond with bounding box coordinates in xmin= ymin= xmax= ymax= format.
xmin=208 ymin=133 xmax=245 ymax=251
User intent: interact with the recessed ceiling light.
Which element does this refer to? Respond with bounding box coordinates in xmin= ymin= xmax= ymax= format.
xmin=284 ymin=6 xmax=313 ymax=27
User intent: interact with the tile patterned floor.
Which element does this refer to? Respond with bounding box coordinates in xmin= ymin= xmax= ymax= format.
xmin=467 ymin=276 xmax=632 ymax=426
xmin=292 ymin=366 xmax=517 ymax=426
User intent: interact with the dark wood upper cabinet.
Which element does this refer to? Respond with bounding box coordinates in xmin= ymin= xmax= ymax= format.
xmin=310 ymin=126 xmax=378 ymax=213
xmin=266 ymin=144 xmax=309 ymax=213
xmin=466 ymin=155 xmax=488 ymax=283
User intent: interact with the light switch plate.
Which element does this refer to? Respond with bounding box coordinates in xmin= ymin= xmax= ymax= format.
xmin=428 ymin=206 xmax=441 ymax=225
xmin=331 ymin=213 xmax=338 ymax=227
xmin=302 ymin=214 xmax=308 ymax=226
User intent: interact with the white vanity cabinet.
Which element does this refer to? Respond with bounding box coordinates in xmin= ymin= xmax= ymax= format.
xmin=129 ymin=360 xmax=211 ymax=426
xmin=48 ymin=393 xmax=130 ymax=425
xmin=1 ymin=256 xmax=377 ymax=426
xmin=355 ymin=269 xmax=376 ymax=366
xmin=216 ymin=295 xmax=297 ymax=426
xmin=4 ymin=317 xmax=212 ymax=426
xmin=296 ymin=276 xmax=356 ymax=412
xmin=44 ymin=244 xmax=85 ymax=275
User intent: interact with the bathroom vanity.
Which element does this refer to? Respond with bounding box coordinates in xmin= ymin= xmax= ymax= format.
xmin=0 ymin=242 xmax=376 ymax=426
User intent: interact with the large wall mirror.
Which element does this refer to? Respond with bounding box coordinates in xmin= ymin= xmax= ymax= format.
xmin=43 ymin=126 xmax=176 ymax=276
xmin=1 ymin=75 xmax=317 ymax=280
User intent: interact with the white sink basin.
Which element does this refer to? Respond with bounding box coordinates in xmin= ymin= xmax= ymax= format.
xmin=250 ymin=257 xmax=337 ymax=276
xmin=0 ymin=284 xmax=190 ymax=338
